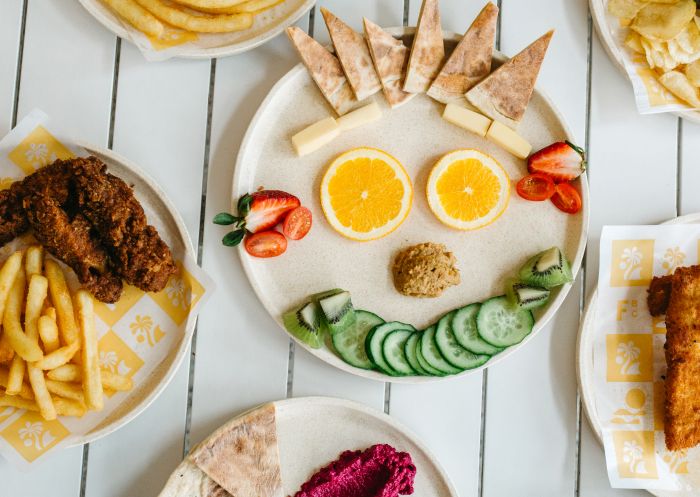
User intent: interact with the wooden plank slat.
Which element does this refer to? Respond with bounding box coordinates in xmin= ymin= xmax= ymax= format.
xmin=83 ymin=43 xmax=210 ymax=497
xmin=680 ymin=121 xmax=700 ymax=216
xmin=0 ymin=1 xmax=23 ymax=135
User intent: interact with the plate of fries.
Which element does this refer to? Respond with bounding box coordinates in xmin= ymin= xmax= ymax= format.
xmin=591 ymin=0 xmax=700 ymax=122
xmin=78 ymin=0 xmax=316 ymax=59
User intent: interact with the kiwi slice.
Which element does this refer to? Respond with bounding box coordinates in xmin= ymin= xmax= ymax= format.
xmin=505 ymin=279 xmax=550 ymax=310
xmin=319 ymin=291 xmax=356 ymax=335
xmin=283 ymin=301 xmax=324 ymax=348
xmin=518 ymin=247 xmax=573 ymax=289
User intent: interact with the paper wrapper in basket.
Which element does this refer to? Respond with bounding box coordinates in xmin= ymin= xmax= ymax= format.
xmin=593 ymin=225 xmax=700 ymax=490
xmin=0 ymin=109 xmax=214 ymax=469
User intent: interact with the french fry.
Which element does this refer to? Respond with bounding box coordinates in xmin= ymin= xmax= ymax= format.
xmin=172 ymin=0 xmax=248 ymax=9
xmin=134 ymin=0 xmax=254 ymax=33
xmin=45 ymin=260 xmax=80 ymax=347
xmin=102 ymin=0 xmax=165 ymax=37
xmin=0 ymin=394 xmax=39 ymax=411
xmin=53 ymin=396 xmax=87 ymax=417
xmin=47 ymin=364 xmax=133 ymax=391
xmin=0 ymin=367 xmax=33 ymax=399
xmin=27 ymin=367 xmax=56 ymax=420
xmin=76 ymin=291 xmax=103 ymax=411
xmin=38 ymin=315 xmax=60 ymax=353
xmin=4 ymin=269 xmax=42 ymax=363
xmin=25 ymin=274 xmax=48 ymax=342
xmin=44 ymin=307 xmax=57 ymax=321
xmin=0 ymin=332 xmax=14 ymax=363
xmin=6 ymin=355 xmax=25 ymax=395
xmin=24 ymin=245 xmax=43 ymax=277
xmin=45 ymin=379 xmax=84 ymax=403
xmin=34 ymin=340 xmax=79 ymax=370
xmin=190 ymin=0 xmax=281 ymax=14
xmin=0 ymin=251 xmax=23 ymax=325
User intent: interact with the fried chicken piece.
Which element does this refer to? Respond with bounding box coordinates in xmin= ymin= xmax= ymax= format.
xmin=0 ymin=184 xmax=29 ymax=245
xmin=23 ymin=194 xmax=123 ymax=303
xmin=648 ymin=274 xmax=673 ymax=316
xmin=71 ymin=157 xmax=177 ymax=292
xmin=663 ymin=265 xmax=700 ymax=451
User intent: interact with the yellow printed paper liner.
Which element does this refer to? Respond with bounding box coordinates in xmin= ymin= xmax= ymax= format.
xmin=0 ymin=109 xmax=214 ymax=469
xmin=603 ymin=9 xmax=699 ymax=114
xmin=594 ymin=225 xmax=700 ymax=490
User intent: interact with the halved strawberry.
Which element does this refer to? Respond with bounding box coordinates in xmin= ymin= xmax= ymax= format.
xmin=527 ymin=141 xmax=586 ymax=182
xmin=214 ymin=190 xmax=300 ymax=247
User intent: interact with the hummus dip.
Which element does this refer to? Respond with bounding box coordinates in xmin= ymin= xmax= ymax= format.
xmin=294 ymin=444 xmax=416 ymax=497
xmin=392 ymin=243 xmax=460 ymax=298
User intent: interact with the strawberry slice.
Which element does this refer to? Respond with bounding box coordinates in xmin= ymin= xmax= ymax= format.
xmin=213 ymin=189 xmax=300 ymax=247
xmin=527 ymin=141 xmax=586 ymax=182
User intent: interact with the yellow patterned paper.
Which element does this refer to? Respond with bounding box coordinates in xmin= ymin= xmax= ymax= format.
xmin=95 ymin=285 xmax=146 ymax=327
xmin=611 ymin=387 xmax=648 ymax=426
xmin=1 ymin=413 xmax=70 ymax=462
xmin=606 ymin=334 xmax=653 ymax=382
xmin=610 ymin=240 xmax=654 ymax=287
xmin=98 ymin=330 xmax=145 ymax=378
xmin=150 ymin=264 xmax=205 ymax=326
xmin=612 ymin=431 xmax=658 ymax=479
xmin=7 ymin=125 xmax=74 ymax=175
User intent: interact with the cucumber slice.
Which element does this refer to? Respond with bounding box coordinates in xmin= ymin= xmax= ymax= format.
xmin=383 ymin=329 xmax=417 ymax=376
xmin=419 ymin=325 xmax=462 ymax=375
xmin=435 ymin=311 xmax=490 ymax=370
xmin=415 ymin=329 xmax=444 ymax=376
xmin=477 ymin=295 xmax=535 ymax=347
xmin=404 ymin=333 xmax=429 ymax=375
xmin=366 ymin=322 xmax=416 ymax=375
xmin=452 ymin=304 xmax=504 ymax=355
xmin=332 ymin=310 xmax=384 ymax=369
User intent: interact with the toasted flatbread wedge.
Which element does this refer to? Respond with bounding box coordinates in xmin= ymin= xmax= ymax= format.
xmin=189 ymin=403 xmax=283 ymax=497
xmin=321 ymin=8 xmax=381 ymax=101
xmin=286 ymin=26 xmax=356 ymax=115
xmin=466 ymin=30 xmax=553 ymax=129
xmin=403 ymin=0 xmax=444 ymax=93
xmin=158 ymin=459 xmax=232 ymax=497
xmin=427 ymin=2 xmax=498 ymax=104
xmin=363 ymin=18 xmax=416 ymax=108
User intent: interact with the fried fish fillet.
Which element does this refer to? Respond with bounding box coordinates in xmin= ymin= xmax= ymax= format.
xmin=647 ymin=274 xmax=673 ymax=316
xmin=663 ymin=265 xmax=700 ymax=451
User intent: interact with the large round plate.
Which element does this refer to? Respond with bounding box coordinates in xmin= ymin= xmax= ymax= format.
xmin=233 ymin=27 xmax=589 ymax=383
xmin=589 ymin=0 xmax=700 ymax=124
xmin=78 ymin=0 xmax=315 ymax=59
xmin=65 ymin=143 xmax=196 ymax=445
xmin=161 ymin=396 xmax=457 ymax=497
xmin=577 ymin=213 xmax=700 ymax=496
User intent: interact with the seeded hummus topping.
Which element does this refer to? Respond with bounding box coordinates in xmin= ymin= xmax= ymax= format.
xmin=392 ymin=242 xmax=460 ymax=298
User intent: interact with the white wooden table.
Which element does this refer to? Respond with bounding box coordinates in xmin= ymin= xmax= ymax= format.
xmin=0 ymin=0 xmax=693 ymax=495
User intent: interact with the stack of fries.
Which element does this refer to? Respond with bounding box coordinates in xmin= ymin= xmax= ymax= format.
xmin=0 ymin=247 xmax=133 ymax=421
xmin=104 ymin=0 xmax=285 ymax=38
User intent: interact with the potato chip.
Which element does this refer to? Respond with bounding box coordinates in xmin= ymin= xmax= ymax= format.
xmin=608 ymin=0 xmax=648 ymax=19
xmin=675 ymin=20 xmax=700 ymax=55
xmin=659 ymin=70 xmax=700 ymax=107
xmin=641 ymin=38 xmax=677 ymax=70
xmin=668 ymin=38 xmax=700 ymax=64
xmin=685 ymin=60 xmax=700 ymax=86
xmin=631 ymin=1 xmax=697 ymax=41
xmin=625 ymin=31 xmax=645 ymax=54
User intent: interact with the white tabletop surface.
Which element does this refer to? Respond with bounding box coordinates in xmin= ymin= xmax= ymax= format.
xmin=0 ymin=0 xmax=694 ymax=496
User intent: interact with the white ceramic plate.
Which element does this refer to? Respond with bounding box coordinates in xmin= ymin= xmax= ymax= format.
xmin=232 ymin=28 xmax=589 ymax=383
xmin=162 ymin=396 xmax=458 ymax=497
xmin=589 ymin=0 xmax=700 ymax=124
xmin=78 ymin=0 xmax=315 ymax=59
xmin=63 ymin=143 xmax=196 ymax=446
xmin=577 ymin=213 xmax=700 ymax=497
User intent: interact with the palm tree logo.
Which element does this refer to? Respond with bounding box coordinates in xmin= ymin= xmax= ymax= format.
xmin=129 ymin=315 xmax=165 ymax=347
xmin=619 ymin=247 xmax=644 ymax=281
xmin=622 ymin=440 xmax=648 ymax=475
xmin=616 ymin=341 xmax=641 ymax=375
xmin=99 ymin=350 xmax=131 ymax=376
xmin=662 ymin=247 xmax=685 ymax=275
xmin=165 ymin=276 xmax=191 ymax=310
xmin=663 ymin=450 xmax=688 ymax=474
xmin=18 ymin=421 xmax=56 ymax=451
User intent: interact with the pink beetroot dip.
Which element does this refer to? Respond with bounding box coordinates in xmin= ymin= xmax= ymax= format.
xmin=293 ymin=444 xmax=416 ymax=497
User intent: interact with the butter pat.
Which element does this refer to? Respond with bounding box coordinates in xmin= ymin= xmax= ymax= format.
xmin=292 ymin=117 xmax=340 ymax=156
xmin=336 ymin=102 xmax=382 ymax=131
xmin=486 ymin=120 xmax=532 ymax=159
xmin=442 ymin=103 xmax=491 ymax=137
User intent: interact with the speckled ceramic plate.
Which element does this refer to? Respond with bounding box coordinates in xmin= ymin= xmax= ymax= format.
xmin=233 ymin=27 xmax=589 ymax=383
xmin=159 ymin=397 xmax=457 ymax=497
xmin=78 ymin=0 xmax=315 ymax=58
xmin=577 ymin=213 xmax=700 ymax=497
xmin=589 ymin=0 xmax=700 ymax=124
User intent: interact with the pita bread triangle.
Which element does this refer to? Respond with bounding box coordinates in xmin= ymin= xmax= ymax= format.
xmin=427 ymin=2 xmax=498 ymax=104
xmin=466 ymin=30 xmax=554 ymax=129
xmin=189 ymin=403 xmax=283 ymax=497
xmin=286 ymin=26 xmax=356 ymax=115
xmin=321 ymin=8 xmax=381 ymax=101
xmin=363 ymin=18 xmax=416 ymax=108
xmin=403 ymin=0 xmax=444 ymax=93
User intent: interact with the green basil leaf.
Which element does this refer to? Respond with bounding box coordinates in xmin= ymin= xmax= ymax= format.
xmin=222 ymin=230 xmax=245 ymax=247
xmin=213 ymin=212 xmax=238 ymax=225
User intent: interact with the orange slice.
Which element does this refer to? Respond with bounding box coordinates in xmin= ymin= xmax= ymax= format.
xmin=426 ymin=149 xmax=510 ymax=230
xmin=320 ymin=147 xmax=413 ymax=241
